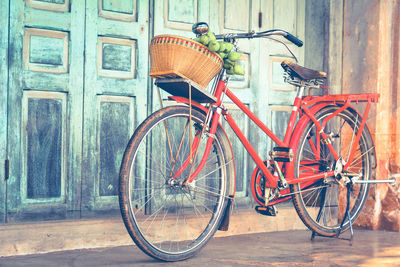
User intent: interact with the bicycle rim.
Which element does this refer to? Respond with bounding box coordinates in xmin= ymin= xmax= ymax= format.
xmin=292 ymin=107 xmax=372 ymax=236
xmin=119 ymin=106 xmax=229 ymax=261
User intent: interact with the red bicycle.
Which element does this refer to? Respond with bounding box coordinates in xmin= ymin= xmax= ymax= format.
xmin=119 ymin=23 xmax=393 ymax=261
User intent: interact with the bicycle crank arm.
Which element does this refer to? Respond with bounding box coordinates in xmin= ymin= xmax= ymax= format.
xmin=353 ymin=178 xmax=396 ymax=185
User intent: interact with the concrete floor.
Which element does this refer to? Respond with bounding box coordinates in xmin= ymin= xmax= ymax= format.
xmin=1 ymin=230 xmax=400 ymax=266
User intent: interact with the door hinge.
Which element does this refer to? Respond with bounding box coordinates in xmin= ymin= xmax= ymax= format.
xmin=5 ymin=159 xmax=9 ymax=181
xmin=258 ymin=12 xmax=262 ymax=28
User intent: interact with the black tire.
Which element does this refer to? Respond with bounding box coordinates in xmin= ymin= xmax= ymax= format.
xmin=291 ymin=106 xmax=373 ymax=236
xmin=119 ymin=106 xmax=231 ymax=261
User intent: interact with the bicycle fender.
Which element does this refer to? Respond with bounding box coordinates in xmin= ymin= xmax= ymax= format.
xmin=286 ymin=102 xmax=333 ymax=179
xmin=286 ymin=102 xmax=377 ymax=179
xmin=169 ymin=96 xmax=236 ymax=231
xmin=289 ymin=102 xmax=332 ymax=147
xmin=295 ymin=103 xmax=377 ymax=168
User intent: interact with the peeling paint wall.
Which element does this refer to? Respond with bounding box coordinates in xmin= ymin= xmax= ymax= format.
xmin=341 ymin=0 xmax=400 ymax=231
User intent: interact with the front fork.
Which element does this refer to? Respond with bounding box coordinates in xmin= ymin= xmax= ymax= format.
xmin=171 ymin=106 xmax=222 ymax=184
xmin=172 ymin=80 xmax=226 ymax=184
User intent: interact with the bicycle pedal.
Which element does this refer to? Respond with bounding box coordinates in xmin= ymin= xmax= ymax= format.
xmin=255 ymin=205 xmax=277 ymax=216
xmin=269 ymin=147 xmax=293 ymax=162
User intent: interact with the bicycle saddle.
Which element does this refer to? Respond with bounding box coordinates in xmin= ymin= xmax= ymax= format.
xmin=281 ymin=60 xmax=327 ymax=81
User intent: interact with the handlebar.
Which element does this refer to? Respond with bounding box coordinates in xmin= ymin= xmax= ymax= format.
xmin=283 ymin=32 xmax=303 ymax=47
xmin=214 ymin=29 xmax=303 ymax=47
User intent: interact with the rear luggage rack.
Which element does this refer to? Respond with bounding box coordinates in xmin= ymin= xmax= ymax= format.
xmin=304 ymin=91 xmax=380 ymax=106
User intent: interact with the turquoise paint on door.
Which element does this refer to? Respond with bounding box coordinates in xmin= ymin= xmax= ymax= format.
xmin=258 ymin=0 xmax=305 ymax=153
xmin=218 ymin=0 xmax=258 ymax=205
xmin=80 ymin=0 xmax=149 ymax=217
xmin=6 ymin=0 xmax=86 ymax=221
xmin=5 ymin=0 xmax=149 ymax=222
xmin=0 ymin=0 xmax=10 ymax=222
xmin=153 ymin=0 xmax=261 ymax=206
xmin=153 ymin=0 xmax=306 ymax=208
xmin=2 ymin=0 xmax=308 ymax=223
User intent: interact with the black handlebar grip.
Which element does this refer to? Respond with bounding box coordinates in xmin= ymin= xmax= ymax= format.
xmin=284 ymin=32 xmax=303 ymax=47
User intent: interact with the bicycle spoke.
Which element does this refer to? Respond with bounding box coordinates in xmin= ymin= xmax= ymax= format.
xmin=194 ymin=159 xmax=233 ymax=183
xmin=188 ymin=186 xmax=228 ymax=200
xmin=143 ymin=195 xmax=172 ymax=235
xmin=184 ymin=193 xmax=216 ymax=214
xmin=169 ymin=119 xmax=191 ymax=175
xmin=182 ymin=192 xmax=207 ymax=218
xmin=347 ymin=146 xmax=374 ymax=168
xmin=346 ymin=114 xmax=359 ymax=162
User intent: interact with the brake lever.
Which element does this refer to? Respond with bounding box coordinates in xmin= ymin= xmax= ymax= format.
xmin=264 ymin=36 xmax=298 ymax=63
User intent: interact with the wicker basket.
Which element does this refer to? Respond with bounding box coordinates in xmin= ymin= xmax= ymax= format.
xmin=149 ymin=35 xmax=223 ymax=89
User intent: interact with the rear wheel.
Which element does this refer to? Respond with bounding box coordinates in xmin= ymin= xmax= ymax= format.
xmin=119 ymin=106 xmax=231 ymax=261
xmin=292 ymin=106 xmax=373 ymax=236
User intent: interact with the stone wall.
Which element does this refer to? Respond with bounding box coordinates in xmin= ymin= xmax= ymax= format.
xmin=340 ymin=0 xmax=400 ymax=230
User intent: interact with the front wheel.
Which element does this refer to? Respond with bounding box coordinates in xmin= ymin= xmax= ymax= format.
xmin=119 ymin=106 xmax=232 ymax=261
xmin=291 ymin=106 xmax=374 ymax=236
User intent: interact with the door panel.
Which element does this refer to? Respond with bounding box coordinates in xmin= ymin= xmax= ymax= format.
xmin=99 ymin=0 xmax=137 ymax=21
xmin=0 ymin=0 xmax=10 ymax=222
xmin=166 ymin=0 xmax=197 ymax=27
xmin=7 ymin=0 xmax=85 ymax=221
xmin=97 ymin=96 xmax=135 ymax=199
xmin=221 ymin=105 xmax=251 ymax=201
xmin=97 ymin=37 xmax=136 ymax=79
xmin=273 ymin=0 xmax=297 ymax=34
xmin=259 ymin=0 xmax=305 ymax=152
xmin=154 ymin=0 xmax=198 ymax=34
xmin=23 ymin=28 xmax=69 ymax=74
xmin=81 ymin=0 xmax=148 ymax=216
xmin=25 ymin=0 xmax=70 ymax=12
xmin=22 ymin=91 xmax=66 ymax=204
xmin=222 ymin=0 xmax=250 ymax=31
xmin=219 ymin=0 xmax=260 ymax=204
xmin=269 ymin=107 xmax=292 ymax=142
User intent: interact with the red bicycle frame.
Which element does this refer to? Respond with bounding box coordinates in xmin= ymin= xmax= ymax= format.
xmin=173 ymin=78 xmax=379 ymax=190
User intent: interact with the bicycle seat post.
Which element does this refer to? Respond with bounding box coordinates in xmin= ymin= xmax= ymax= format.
xmin=296 ymin=85 xmax=305 ymax=99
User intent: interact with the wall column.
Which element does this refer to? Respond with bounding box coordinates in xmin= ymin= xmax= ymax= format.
xmin=340 ymin=0 xmax=400 ymax=230
xmin=372 ymin=0 xmax=398 ymax=231
xmin=328 ymin=0 xmax=343 ymax=95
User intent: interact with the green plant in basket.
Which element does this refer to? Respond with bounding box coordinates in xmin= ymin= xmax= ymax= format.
xmin=193 ymin=26 xmax=244 ymax=76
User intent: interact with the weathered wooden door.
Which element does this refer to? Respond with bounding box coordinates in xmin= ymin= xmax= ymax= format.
xmin=5 ymin=0 xmax=149 ymax=222
xmin=80 ymin=0 xmax=149 ymax=217
xmin=152 ymin=0 xmax=217 ymax=113
xmin=152 ymin=0 xmax=260 ymax=206
xmin=7 ymin=0 xmax=86 ymax=221
xmin=153 ymin=0 xmax=305 ymax=207
xmin=217 ymin=0 xmax=260 ymax=206
xmin=3 ymin=0 xmax=305 ymax=222
xmin=258 ymin=0 xmax=305 ymax=150
xmin=0 ymin=1 xmax=10 ymax=222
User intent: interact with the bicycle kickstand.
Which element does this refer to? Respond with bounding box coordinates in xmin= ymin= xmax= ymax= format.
xmin=311 ymin=183 xmax=353 ymax=245
xmin=337 ymin=183 xmax=354 ymax=245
